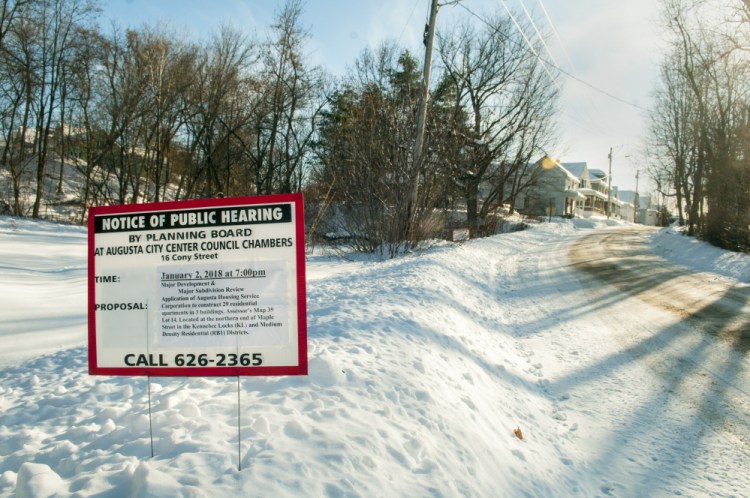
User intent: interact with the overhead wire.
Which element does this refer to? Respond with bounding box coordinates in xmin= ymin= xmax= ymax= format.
xmin=534 ymin=0 xmax=608 ymax=125
xmin=458 ymin=1 xmax=648 ymax=112
xmin=536 ymin=0 xmax=572 ymax=73
xmin=530 ymin=0 xmax=648 ymax=163
xmin=497 ymin=0 xmax=560 ymax=89
xmin=517 ymin=0 xmax=558 ymax=66
xmin=396 ymin=0 xmax=423 ymax=45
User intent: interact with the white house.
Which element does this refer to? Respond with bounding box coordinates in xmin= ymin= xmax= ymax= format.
xmin=618 ymin=190 xmax=638 ymax=223
xmin=515 ymin=160 xmax=618 ymax=219
xmin=514 ymin=159 xmax=640 ymax=221
xmin=637 ymin=196 xmax=660 ymax=225
xmin=512 ymin=159 xmax=586 ymax=217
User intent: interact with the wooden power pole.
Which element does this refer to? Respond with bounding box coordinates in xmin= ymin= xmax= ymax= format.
xmin=413 ymin=0 xmax=439 ymax=172
xmin=408 ymin=0 xmax=439 ymax=239
xmin=607 ymin=147 xmax=612 ymax=219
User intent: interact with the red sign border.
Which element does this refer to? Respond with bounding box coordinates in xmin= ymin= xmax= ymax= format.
xmin=88 ymin=193 xmax=308 ymax=376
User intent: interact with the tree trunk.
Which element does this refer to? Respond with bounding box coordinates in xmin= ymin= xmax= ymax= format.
xmin=465 ymin=178 xmax=480 ymax=238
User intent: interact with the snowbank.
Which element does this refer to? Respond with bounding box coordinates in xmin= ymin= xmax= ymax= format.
xmin=0 ymin=216 xmax=747 ymax=497
xmin=651 ymin=225 xmax=750 ymax=283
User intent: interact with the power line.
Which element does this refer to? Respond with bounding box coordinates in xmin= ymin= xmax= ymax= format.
xmin=457 ymin=1 xmax=649 ymax=112
xmin=534 ymin=0 xmax=609 ymax=129
xmin=498 ymin=0 xmax=559 ymax=88
xmin=517 ymin=0 xmax=558 ymax=67
xmin=537 ymin=0 xmax=572 ymax=73
xmin=555 ymin=65 xmax=649 ymax=112
xmin=397 ymin=0 xmax=424 ymax=45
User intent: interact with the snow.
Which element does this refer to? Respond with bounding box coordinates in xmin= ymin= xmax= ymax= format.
xmin=651 ymin=225 xmax=750 ymax=283
xmin=1 ymin=214 xmax=748 ymax=497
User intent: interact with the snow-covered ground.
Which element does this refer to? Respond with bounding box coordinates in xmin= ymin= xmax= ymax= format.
xmin=0 ymin=215 xmax=748 ymax=497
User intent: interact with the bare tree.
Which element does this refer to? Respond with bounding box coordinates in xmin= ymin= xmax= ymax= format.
xmin=653 ymin=0 xmax=750 ymax=250
xmin=312 ymin=44 xmax=424 ymax=257
xmin=26 ymin=0 xmax=96 ymax=217
xmin=248 ymin=0 xmax=324 ymax=195
xmin=0 ymin=0 xmax=28 ymax=50
xmin=65 ymin=26 xmax=104 ymax=221
xmin=1 ymin=3 xmax=39 ymax=215
xmin=131 ymin=27 xmax=197 ymax=202
xmin=96 ymin=26 xmax=150 ymax=204
xmin=180 ymin=25 xmax=258 ymax=199
xmin=648 ymin=50 xmax=699 ymax=229
xmin=436 ymin=11 xmax=559 ymax=236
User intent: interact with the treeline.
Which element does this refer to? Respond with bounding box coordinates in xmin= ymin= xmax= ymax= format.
xmin=1 ymin=0 xmax=324 ymax=220
xmin=649 ymin=0 xmax=750 ymax=252
xmin=0 ymin=0 xmax=558 ymax=254
xmin=314 ymin=13 xmax=558 ymax=255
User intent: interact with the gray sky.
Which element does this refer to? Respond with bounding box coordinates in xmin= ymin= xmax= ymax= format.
xmin=101 ymin=0 xmax=668 ymax=193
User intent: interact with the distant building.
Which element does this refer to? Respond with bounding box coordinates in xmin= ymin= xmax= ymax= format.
xmin=618 ymin=190 xmax=638 ymax=223
xmin=513 ymin=157 xmax=648 ymax=222
xmin=511 ymin=159 xmax=585 ymax=217
xmin=637 ymin=195 xmax=659 ymax=225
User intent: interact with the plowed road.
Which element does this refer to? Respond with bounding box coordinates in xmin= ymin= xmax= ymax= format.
xmin=558 ymin=225 xmax=750 ymax=457
xmin=569 ymin=226 xmax=750 ymax=352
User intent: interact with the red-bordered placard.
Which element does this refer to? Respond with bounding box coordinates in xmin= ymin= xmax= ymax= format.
xmin=88 ymin=194 xmax=307 ymax=376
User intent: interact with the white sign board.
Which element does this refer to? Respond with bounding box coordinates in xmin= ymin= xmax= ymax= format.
xmin=88 ymin=194 xmax=307 ymax=376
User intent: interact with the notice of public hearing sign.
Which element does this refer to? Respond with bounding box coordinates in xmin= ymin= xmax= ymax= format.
xmin=87 ymin=194 xmax=307 ymax=376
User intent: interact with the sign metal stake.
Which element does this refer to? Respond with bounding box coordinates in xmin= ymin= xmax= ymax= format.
xmin=148 ymin=375 xmax=154 ymax=458
xmin=237 ymin=375 xmax=242 ymax=471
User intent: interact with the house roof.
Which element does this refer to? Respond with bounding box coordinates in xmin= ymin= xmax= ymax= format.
xmin=588 ymin=169 xmax=608 ymax=181
xmin=618 ymin=190 xmax=637 ymax=203
xmin=554 ymin=163 xmax=580 ymax=182
xmin=616 ymin=190 xmax=651 ymax=209
xmin=562 ymin=162 xmax=587 ymax=179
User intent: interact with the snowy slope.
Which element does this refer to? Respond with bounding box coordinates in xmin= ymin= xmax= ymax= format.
xmin=0 ymin=215 xmax=748 ymax=497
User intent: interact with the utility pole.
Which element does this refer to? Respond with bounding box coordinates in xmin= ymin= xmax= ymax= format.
xmin=408 ymin=0 xmax=439 ymax=240
xmin=634 ymin=169 xmax=640 ymax=224
xmin=606 ymin=147 xmax=612 ymax=219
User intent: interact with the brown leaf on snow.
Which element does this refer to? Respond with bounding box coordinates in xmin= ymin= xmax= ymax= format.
xmin=513 ymin=426 xmax=523 ymax=440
